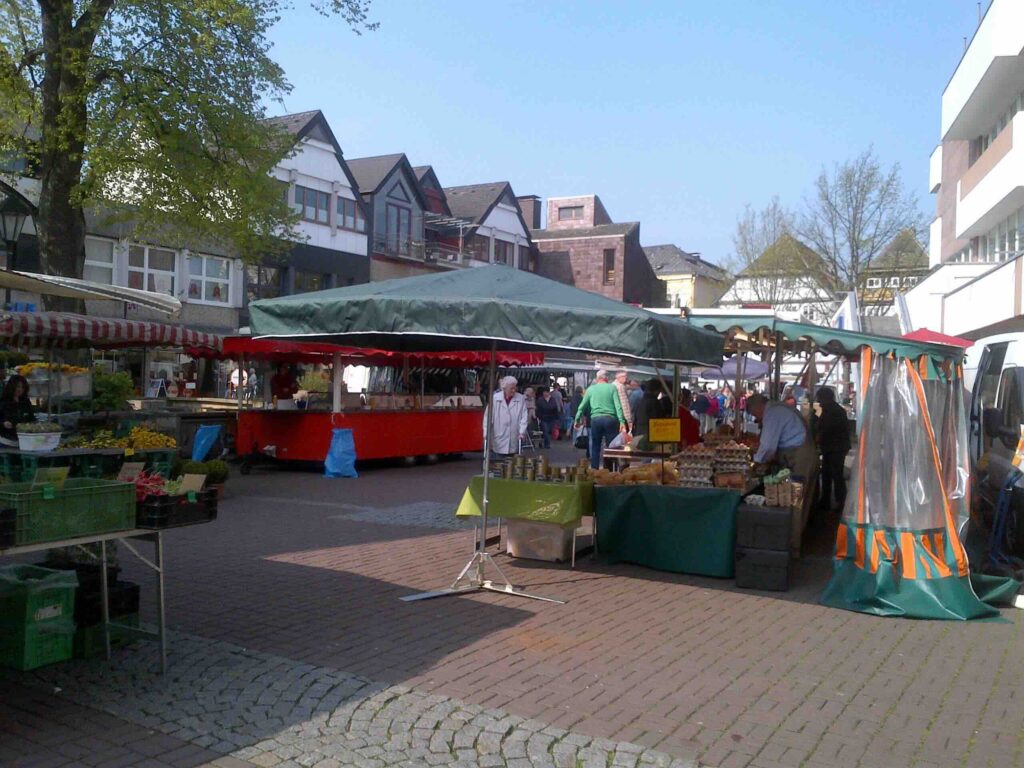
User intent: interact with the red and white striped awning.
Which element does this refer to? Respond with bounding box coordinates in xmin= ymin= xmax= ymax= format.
xmin=0 ymin=312 xmax=223 ymax=351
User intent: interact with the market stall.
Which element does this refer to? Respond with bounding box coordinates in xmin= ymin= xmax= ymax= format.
xmin=691 ymin=312 xmax=1017 ymax=618
xmin=249 ymin=264 xmax=723 ymax=603
xmin=219 ymin=336 xmax=542 ymax=466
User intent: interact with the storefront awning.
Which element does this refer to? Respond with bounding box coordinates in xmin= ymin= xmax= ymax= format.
xmin=219 ymin=336 xmax=543 ymax=367
xmin=0 ymin=311 xmax=222 ymax=351
xmin=4 ymin=270 xmax=182 ymax=315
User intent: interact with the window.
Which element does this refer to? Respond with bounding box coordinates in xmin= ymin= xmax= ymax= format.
xmin=336 ymin=197 xmax=366 ymax=232
xmin=294 ymin=185 xmax=330 ymax=224
xmin=865 ymin=278 xmax=882 ymax=289
xmin=246 ymin=265 xmax=281 ymax=302
xmin=385 ymin=203 xmax=411 ymax=254
xmin=128 ymin=245 xmax=176 ymax=295
xmin=494 ymin=240 xmax=512 ymax=265
xmin=84 ymin=238 xmax=114 ymax=285
xmin=187 ymin=254 xmax=231 ymax=304
xmin=471 ymin=234 xmax=490 ymax=261
xmin=294 ymin=271 xmax=325 ymax=294
xmin=518 ymin=244 xmax=532 ymax=270
xmin=603 ymin=249 xmax=616 ymax=285
xmin=886 ymin=277 xmax=900 ymax=288
xmin=558 ymin=206 xmax=583 ymax=221
xmin=903 ymin=276 xmax=918 ymax=287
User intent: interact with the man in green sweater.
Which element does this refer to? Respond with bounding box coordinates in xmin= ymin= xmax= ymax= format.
xmin=573 ymin=370 xmax=627 ymax=469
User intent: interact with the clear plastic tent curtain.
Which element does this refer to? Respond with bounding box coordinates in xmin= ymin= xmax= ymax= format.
xmin=821 ymin=349 xmax=996 ymax=619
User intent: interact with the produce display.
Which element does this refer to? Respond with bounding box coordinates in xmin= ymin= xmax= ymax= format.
xmin=17 ymin=363 xmax=89 ymax=376
xmin=672 ymin=444 xmax=716 ymax=488
xmin=16 ymin=421 xmax=62 ymax=434
xmin=586 ymin=462 xmax=679 ymax=486
xmin=65 ymin=425 xmax=176 ymax=450
xmin=133 ymin=471 xmax=184 ymax=501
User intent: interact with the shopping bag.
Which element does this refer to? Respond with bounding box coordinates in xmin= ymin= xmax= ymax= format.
xmin=191 ymin=424 xmax=222 ymax=461
xmin=608 ymin=432 xmax=626 ymax=449
xmin=551 ymin=426 xmax=560 ymax=441
xmin=574 ymin=426 xmax=590 ymax=449
xmin=324 ymin=428 xmax=358 ymax=478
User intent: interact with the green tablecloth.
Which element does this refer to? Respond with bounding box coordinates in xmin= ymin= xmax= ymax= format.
xmin=456 ymin=476 xmax=593 ymax=526
xmin=595 ymin=485 xmax=740 ymax=577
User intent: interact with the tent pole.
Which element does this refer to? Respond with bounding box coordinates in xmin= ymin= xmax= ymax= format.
xmin=332 ymin=351 xmax=343 ymax=413
xmin=734 ymin=350 xmax=744 ymax=439
xmin=772 ymin=333 xmax=783 ymax=399
xmin=673 ymin=365 xmax=680 ymax=413
xmin=402 ymin=341 xmax=564 ymax=605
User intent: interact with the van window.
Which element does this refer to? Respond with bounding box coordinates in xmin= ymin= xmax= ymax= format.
xmin=976 ymin=342 xmax=1009 ymax=450
xmin=997 ymin=367 xmax=1024 ymax=434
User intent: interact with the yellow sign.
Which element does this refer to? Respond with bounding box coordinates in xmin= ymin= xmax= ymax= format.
xmin=648 ymin=418 xmax=681 ymax=444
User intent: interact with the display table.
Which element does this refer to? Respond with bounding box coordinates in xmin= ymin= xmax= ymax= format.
xmin=595 ymin=485 xmax=741 ymax=577
xmin=456 ymin=476 xmax=594 ymax=524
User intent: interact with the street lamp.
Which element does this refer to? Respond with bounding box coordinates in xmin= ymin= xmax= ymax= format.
xmin=0 ymin=193 xmax=31 ymax=309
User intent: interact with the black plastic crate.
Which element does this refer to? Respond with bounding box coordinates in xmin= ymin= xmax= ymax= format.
xmin=136 ymin=489 xmax=217 ymax=530
xmin=74 ymin=580 xmax=140 ymax=627
xmin=40 ymin=562 xmax=122 ymax=596
xmin=737 ymin=504 xmax=792 ymax=552
xmin=735 ymin=547 xmax=790 ymax=592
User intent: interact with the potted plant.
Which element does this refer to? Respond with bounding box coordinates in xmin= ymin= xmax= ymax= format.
xmin=17 ymin=420 xmax=63 ymax=452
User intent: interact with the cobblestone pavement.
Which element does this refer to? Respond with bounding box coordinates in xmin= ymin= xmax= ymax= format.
xmin=6 ymin=631 xmax=691 ymax=768
xmin=4 ymin=448 xmax=1024 ymax=768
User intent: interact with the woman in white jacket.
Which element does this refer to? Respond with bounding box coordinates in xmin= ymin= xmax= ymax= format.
xmin=485 ymin=376 xmax=529 ymax=456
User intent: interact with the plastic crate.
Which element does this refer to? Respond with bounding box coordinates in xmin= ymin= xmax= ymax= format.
xmin=73 ymin=613 xmax=140 ymax=659
xmin=0 ymin=619 xmax=75 ymax=670
xmin=75 ymin=580 xmax=140 ymax=627
xmin=0 ymin=479 xmax=135 ymax=546
xmin=735 ymin=547 xmax=790 ymax=592
xmin=0 ymin=565 xmax=78 ymax=628
xmin=736 ymin=505 xmax=793 ymax=552
xmin=139 ymin=449 xmax=177 ymax=479
xmin=136 ymin=489 xmax=217 ymax=529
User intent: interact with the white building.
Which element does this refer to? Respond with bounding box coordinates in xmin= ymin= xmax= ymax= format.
xmin=907 ymin=0 xmax=1024 ymax=337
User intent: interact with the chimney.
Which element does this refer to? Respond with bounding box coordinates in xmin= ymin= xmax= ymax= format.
xmin=517 ymin=195 xmax=542 ymax=230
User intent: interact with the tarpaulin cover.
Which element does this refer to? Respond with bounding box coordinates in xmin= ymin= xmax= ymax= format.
xmin=821 ymin=351 xmax=998 ymax=619
xmin=249 ymin=265 xmax=723 ymax=365
xmin=689 ymin=313 xmax=964 ymax=364
xmin=456 ymin=476 xmax=593 ymax=525
xmin=700 ymin=355 xmax=770 ymax=381
xmin=219 ymin=336 xmax=543 ymax=367
xmin=595 ymin=485 xmax=740 ymax=577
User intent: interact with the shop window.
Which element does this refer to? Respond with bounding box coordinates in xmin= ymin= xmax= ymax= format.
xmin=294 ymin=271 xmax=325 ymax=294
xmin=187 ymin=254 xmax=231 ymax=304
xmin=336 ymin=197 xmax=366 ymax=232
xmin=84 ymin=237 xmax=115 ymax=285
xmin=603 ymin=249 xmax=616 ymax=285
xmin=294 ymin=185 xmax=330 ymax=224
xmin=558 ymin=206 xmax=583 ymax=221
xmin=128 ymin=245 xmax=176 ymax=295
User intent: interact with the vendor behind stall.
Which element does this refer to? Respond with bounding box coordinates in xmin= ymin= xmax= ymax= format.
xmin=270 ymin=363 xmax=298 ymax=401
xmin=0 ymin=375 xmax=34 ymax=446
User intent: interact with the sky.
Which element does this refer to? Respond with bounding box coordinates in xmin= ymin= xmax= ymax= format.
xmin=267 ymin=1 xmax=987 ymax=266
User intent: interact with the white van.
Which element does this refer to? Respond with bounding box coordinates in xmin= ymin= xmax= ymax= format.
xmin=968 ymin=333 xmax=1024 ymax=549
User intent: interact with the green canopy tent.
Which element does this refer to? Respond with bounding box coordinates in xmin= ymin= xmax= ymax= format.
xmin=250 ymin=265 xmax=723 ymax=603
xmin=690 ymin=311 xmax=1011 ymax=619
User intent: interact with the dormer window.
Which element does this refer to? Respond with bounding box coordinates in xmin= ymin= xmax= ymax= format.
xmin=558 ymin=206 xmax=583 ymax=221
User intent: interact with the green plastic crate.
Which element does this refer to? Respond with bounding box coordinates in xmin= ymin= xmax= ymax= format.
xmin=0 ymin=619 xmax=75 ymax=670
xmin=0 ymin=479 xmax=136 ymax=546
xmin=0 ymin=565 xmax=78 ymax=628
xmin=73 ymin=612 xmax=140 ymax=659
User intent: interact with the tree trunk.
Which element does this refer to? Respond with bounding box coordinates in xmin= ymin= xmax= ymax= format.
xmin=36 ymin=0 xmax=90 ymax=288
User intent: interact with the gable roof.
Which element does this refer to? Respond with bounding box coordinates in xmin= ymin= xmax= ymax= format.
xmin=347 ymin=153 xmax=427 ymax=209
xmin=867 ymin=229 xmax=928 ymax=271
xmin=261 ymin=110 xmax=368 ymax=219
xmin=739 ymin=233 xmax=834 ymax=287
xmin=412 ymin=165 xmax=433 ymax=182
xmin=531 ymin=222 xmax=638 ymax=240
xmin=643 ymin=244 xmax=728 ymax=281
xmin=443 ymin=181 xmax=533 ymax=239
xmin=412 ymin=165 xmax=451 ymax=216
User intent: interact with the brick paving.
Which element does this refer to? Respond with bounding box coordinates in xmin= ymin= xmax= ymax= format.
xmin=3 ymin=446 xmax=1024 ymax=767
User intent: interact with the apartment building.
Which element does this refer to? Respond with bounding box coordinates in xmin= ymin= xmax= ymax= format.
xmin=907 ymin=0 xmax=1024 ymax=337
xmin=530 ymin=195 xmax=665 ymax=307
xmin=643 ymin=244 xmax=729 ymax=309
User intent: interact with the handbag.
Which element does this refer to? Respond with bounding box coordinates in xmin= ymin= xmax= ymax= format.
xmin=574 ymin=426 xmax=590 ymax=449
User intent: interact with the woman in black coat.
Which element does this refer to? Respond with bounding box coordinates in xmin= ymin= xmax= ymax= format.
xmin=0 ymin=374 xmax=34 ymax=445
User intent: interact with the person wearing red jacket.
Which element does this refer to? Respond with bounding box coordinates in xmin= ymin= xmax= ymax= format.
xmin=678 ymin=388 xmax=701 ymax=448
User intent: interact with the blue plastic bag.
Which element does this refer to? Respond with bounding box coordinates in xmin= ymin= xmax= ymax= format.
xmin=324 ymin=428 xmax=358 ymax=478
xmin=191 ymin=424 xmax=222 ymax=462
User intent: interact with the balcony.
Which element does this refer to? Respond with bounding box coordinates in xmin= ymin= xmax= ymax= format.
xmin=942 ymin=1 xmax=1024 ymax=140
xmin=373 ymin=234 xmax=472 ymax=268
xmin=956 ymin=112 xmax=1024 ymax=239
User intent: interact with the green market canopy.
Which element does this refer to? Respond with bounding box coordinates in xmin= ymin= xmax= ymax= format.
xmin=249 ymin=265 xmax=723 ymax=365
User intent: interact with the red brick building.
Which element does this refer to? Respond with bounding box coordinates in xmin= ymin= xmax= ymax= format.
xmin=528 ymin=195 xmax=665 ymax=307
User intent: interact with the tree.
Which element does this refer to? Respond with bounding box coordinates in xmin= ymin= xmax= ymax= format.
xmin=800 ymin=147 xmax=927 ymax=296
xmin=0 ymin=0 xmax=375 ymax=283
xmin=727 ymin=196 xmax=796 ymax=306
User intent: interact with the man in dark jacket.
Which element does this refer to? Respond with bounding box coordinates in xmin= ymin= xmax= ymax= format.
xmin=814 ymin=386 xmax=851 ymax=512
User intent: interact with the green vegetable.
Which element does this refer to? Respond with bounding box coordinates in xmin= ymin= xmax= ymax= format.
xmin=17 ymin=421 xmax=62 ymax=434
xmin=205 ymin=460 xmax=230 ymax=484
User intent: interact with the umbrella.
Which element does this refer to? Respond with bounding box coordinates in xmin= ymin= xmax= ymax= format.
xmin=700 ymin=355 xmax=770 ymax=381
xmin=902 ymin=328 xmax=973 ymax=349
xmin=250 ymin=265 xmax=724 ymax=604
